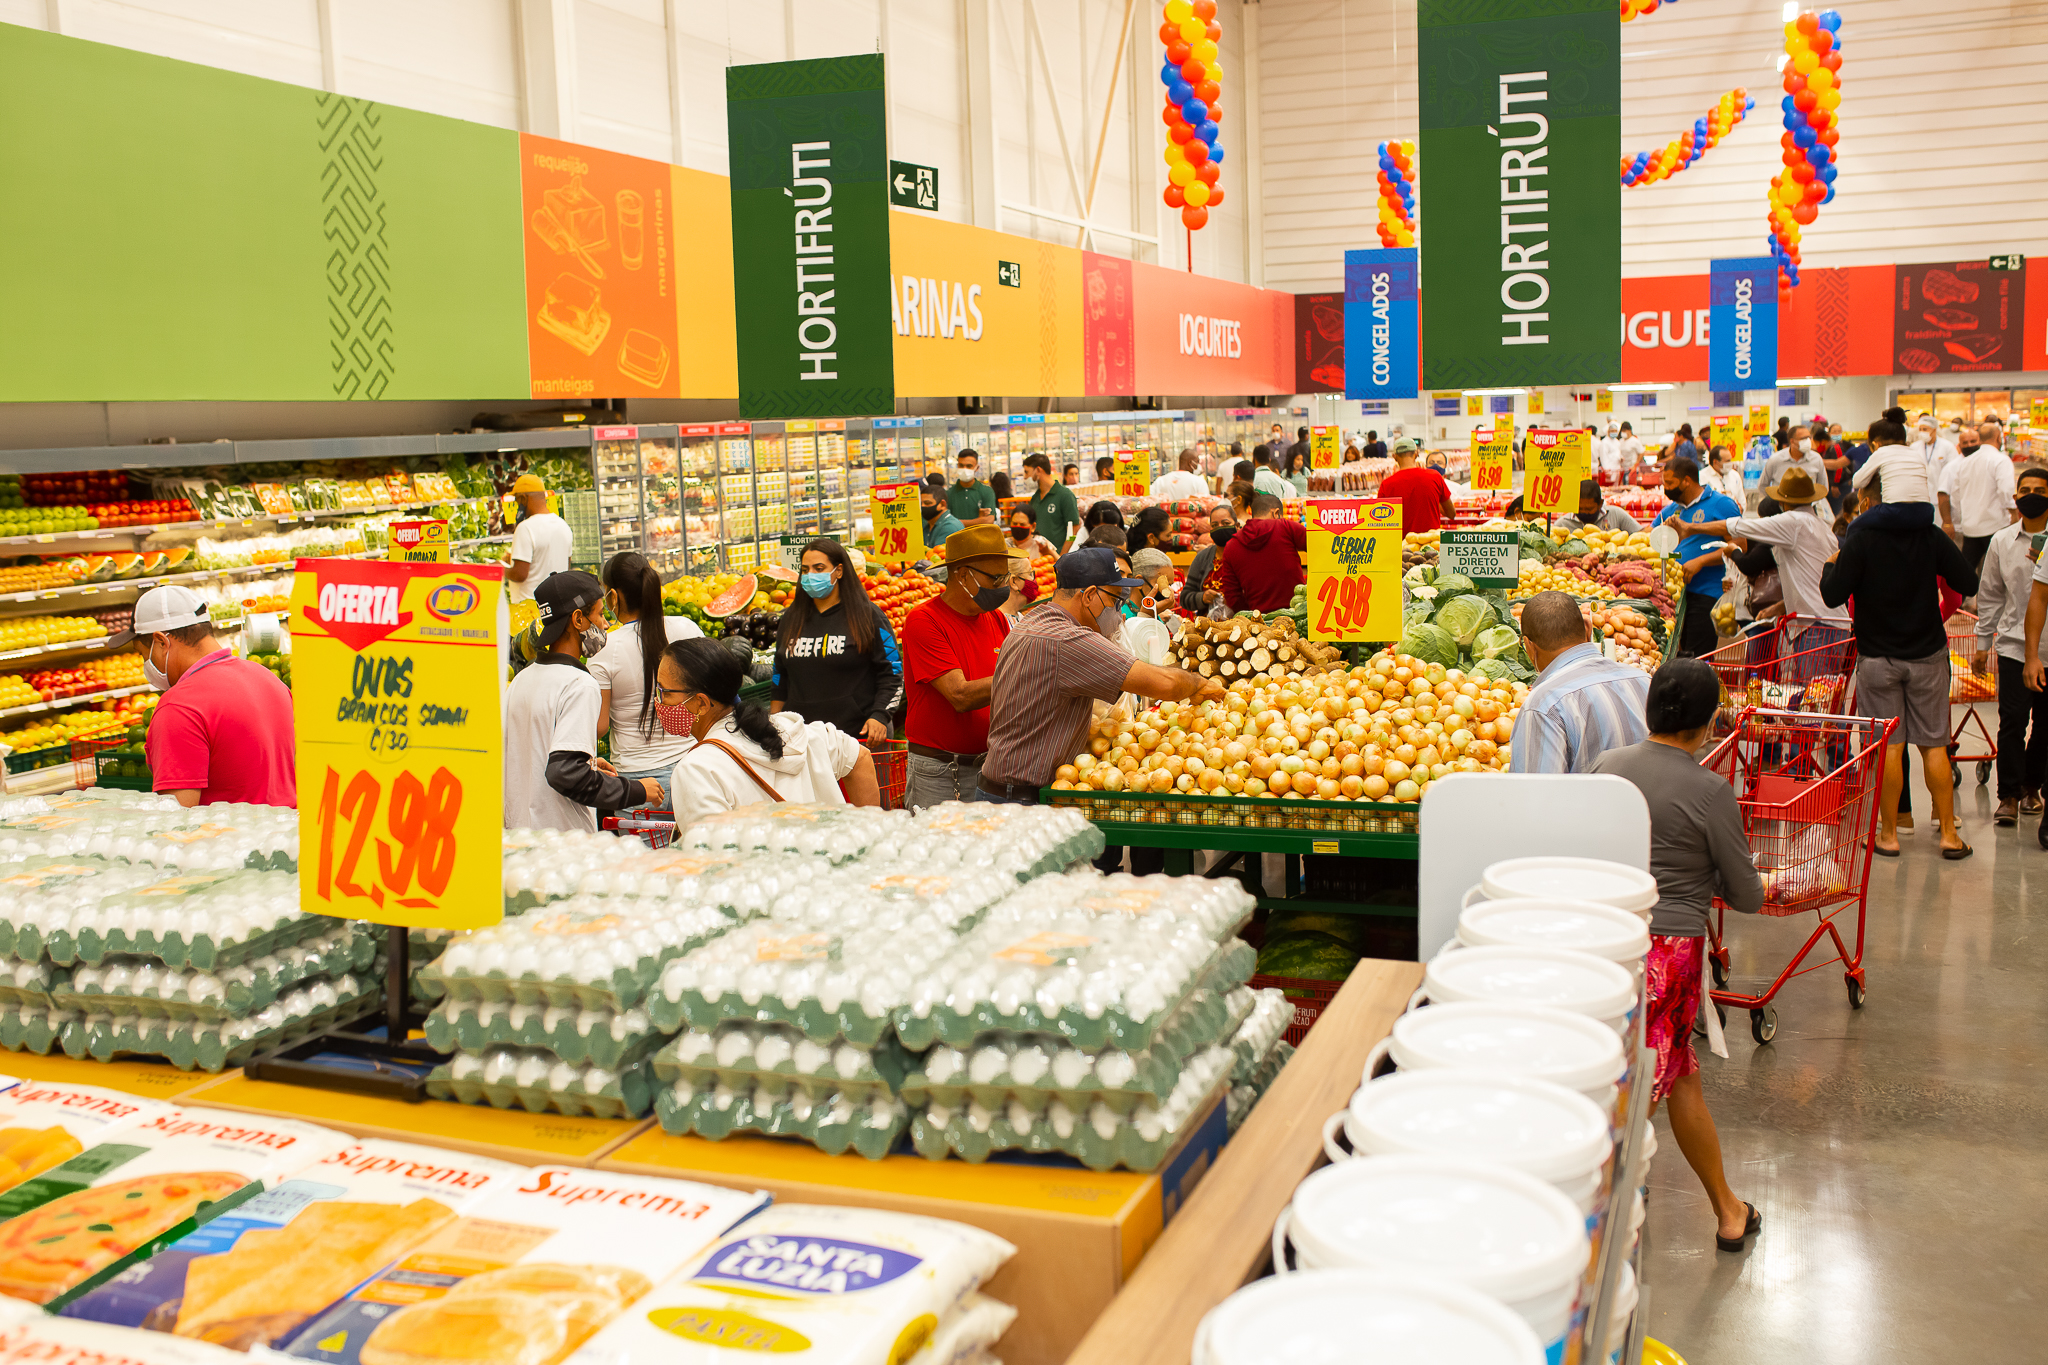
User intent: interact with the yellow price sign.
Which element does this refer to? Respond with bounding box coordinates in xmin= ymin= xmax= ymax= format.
xmin=1465 ymin=394 xmax=1485 ymax=416
xmin=1595 ymin=390 xmax=1613 ymax=413
xmin=389 ymin=520 xmax=450 ymax=563
xmin=1470 ymin=427 xmax=1514 ymax=491
xmin=1527 ymin=389 xmax=1545 ymax=416
xmin=1306 ymin=500 xmax=1404 ymax=643
xmin=2032 ymin=397 xmax=2048 ymax=428
xmin=1113 ymin=448 xmax=1150 ymax=497
xmin=290 ymin=560 xmax=507 ymax=930
xmin=1310 ymin=426 xmax=1341 ymax=470
xmin=868 ymin=481 xmax=925 ymax=563
xmin=1709 ymin=416 xmax=1742 ymax=455
xmin=1748 ymin=403 xmax=1772 ymax=436
xmin=1523 ymin=429 xmax=1591 ymax=515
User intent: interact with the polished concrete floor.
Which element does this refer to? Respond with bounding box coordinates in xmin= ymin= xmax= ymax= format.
xmin=1643 ymin=779 xmax=2047 ymax=1364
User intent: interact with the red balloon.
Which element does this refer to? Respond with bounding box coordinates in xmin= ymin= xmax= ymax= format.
xmin=1159 ymin=22 xmax=1179 ymax=43
xmin=1794 ymin=88 xmax=1818 ymax=111
xmin=1205 ymin=101 xmax=1223 ymax=121
xmin=1170 ymin=122 xmax=1195 ymax=144
xmin=1782 ymin=148 xmax=1804 ymax=166
xmin=1207 ymin=187 xmax=1224 ymax=206
xmin=1197 ymin=161 xmax=1221 ymax=184
xmin=1818 ymin=127 xmax=1840 ymax=147
xmin=1161 ymin=103 xmax=1181 ymax=126
xmin=1781 ymin=131 xmax=1798 ymax=149
xmin=1796 ymin=12 xmax=1819 ymax=33
xmin=1164 ymin=183 xmax=1186 ymax=208
xmin=1184 ymin=139 xmax=1210 ymax=165
xmin=1792 ymin=202 xmax=1818 ymax=224
xmin=1791 ymin=162 xmax=1814 ymax=182
xmin=1193 ymin=0 xmax=1218 ymax=18
xmin=1810 ymin=28 xmax=1832 ymax=51
xmin=1783 ymin=72 xmax=1805 ymax=93
xmin=1183 ymin=204 xmax=1209 ymax=229
xmin=1195 ymin=79 xmax=1220 ymax=102
xmin=1820 ymin=50 xmax=1841 ymax=71
xmin=1181 ymin=58 xmax=1207 ymax=83
xmin=1206 ymin=21 xmax=1222 ymax=40
xmin=1167 ymin=41 xmax=1192 ymax=64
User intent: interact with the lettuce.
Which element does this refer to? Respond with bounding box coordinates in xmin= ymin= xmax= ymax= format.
xmin=1430 ymin=572 xmax=1477 ymax=599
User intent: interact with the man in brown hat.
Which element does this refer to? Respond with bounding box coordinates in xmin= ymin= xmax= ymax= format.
xmin=900 ymin=525 xmax=1015 ymax=810
xmin=1687 ymin=468 xmax=1849 ymax=639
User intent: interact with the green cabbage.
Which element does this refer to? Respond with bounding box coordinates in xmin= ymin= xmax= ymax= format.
xmin=1402 ymin=601 xmax=1435 ymax=630
xmin=1470 ymin=656 xmax=1533 ymax=683
xmin=1432 ymin=594 xmax=1496 ymax=648
xmin=1397 ymin=621 xmax=1460 ymax=668
xmin=1430 ymin=572 xmax=1477 ymax=599
xmin=1404 ymin=562 xmax=1436 ymax=587
xmin=1473 ymin=624 xmax=1526 ymax=663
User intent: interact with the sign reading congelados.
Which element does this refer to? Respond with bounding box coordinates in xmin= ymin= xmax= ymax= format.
xmin=1179 ymin=313 xmax=1243 ymax=358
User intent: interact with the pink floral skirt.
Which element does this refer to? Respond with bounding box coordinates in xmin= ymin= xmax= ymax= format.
xmin=1645 ymin=933 xmax=1704 ymax=1103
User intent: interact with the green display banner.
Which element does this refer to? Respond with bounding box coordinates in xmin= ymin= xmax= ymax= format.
xmin=727 ymin=55 xmax=895 ymax=419
xmin=1417 ymin=0 xmax=1619 ymax=389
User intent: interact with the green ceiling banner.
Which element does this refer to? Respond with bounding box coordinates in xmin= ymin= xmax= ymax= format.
xmin=726 ymin=54 xmax=894 ymax=418
xmin=1417 ymin=0 xmax=1620 ymax=388
xmin=0 ymin=24 xmax=528 ymax=402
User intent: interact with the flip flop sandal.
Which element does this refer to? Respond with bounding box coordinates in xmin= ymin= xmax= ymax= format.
xmin=1871 ymin=842 xmax=1901 ymax=858
xmin=1716 ymin=1201 xmax=1762 ymax=1252
xmin=1942 ymin=841 xmax=1974 ymax=861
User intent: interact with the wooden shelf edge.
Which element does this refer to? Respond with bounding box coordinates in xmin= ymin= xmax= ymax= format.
xmin=1066 ymin=956 xmax=1424 ymax=1365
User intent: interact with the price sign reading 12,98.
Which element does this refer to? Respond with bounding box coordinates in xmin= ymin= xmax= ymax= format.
xmin=1306 ymin=500 xmax=1404 ymax=643
xmin=1523 ymin=428 xmax=1591 ymax=516
xmin=868 ymin=481 xmax=925 ymax=564
xmin=290 ymin=559 xmax=506 ymax=930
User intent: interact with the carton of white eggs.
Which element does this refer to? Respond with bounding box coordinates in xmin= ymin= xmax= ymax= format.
xmin=52 ymin=923 xmax=373 ymax=1021
xmin=0 ymin=856 xmax=166 ymax=960
xmin=910 ymin=801 xmax=1109 ymax=881
xmin=59 ymin=971 xmax=375 ymax=1071
xmin=650 ymin=1020 xmax=916 ymax=1104
xmin=421 ymin=894 xmax=740 ymax=1012
xmin=653 ymin=1072 xmax=909 ymax=1160
xmin=421 ymin=998 xmax=663 ymax=1072
xmin=50 ymin=868 xmax=319 ymax=970
xmin=1229 ymin=987 xmax=1294 ymax=1083
xmin=424 ymin=1043 xmax=652 ymax=1119
xmin=677 ymin=803 xmax=913 ymax=864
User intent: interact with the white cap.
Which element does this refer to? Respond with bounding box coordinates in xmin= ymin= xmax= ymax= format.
xmin=115 ymin=584 xmax=211 ymax=647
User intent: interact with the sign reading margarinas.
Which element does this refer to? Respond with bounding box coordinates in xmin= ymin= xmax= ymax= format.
xmin=1708 ymin=257 xmax=1778 ymax=393
xmin=727 ymin=54 xmax=893 ymax=417
xmin=1417 ymin=0 xmax=1618 ymax=388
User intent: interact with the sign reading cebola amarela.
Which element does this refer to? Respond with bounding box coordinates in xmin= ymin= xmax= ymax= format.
xmin=1343 ymin=248 xmax=1418 ymax=400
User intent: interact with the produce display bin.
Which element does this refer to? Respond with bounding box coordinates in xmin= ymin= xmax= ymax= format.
xmin=1042 ymin=787 xmax=1420 ymax=859
xmin=1247 ymin=973 xmax=1342 ymax=1046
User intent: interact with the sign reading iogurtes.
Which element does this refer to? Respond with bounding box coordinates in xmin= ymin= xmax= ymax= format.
xmin=1417 ymin=0 xmax=1619 ymax=389
xmin=727 ymin=54 xmax=894 ymax=418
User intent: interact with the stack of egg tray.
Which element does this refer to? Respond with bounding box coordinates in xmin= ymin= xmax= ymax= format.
xmin=1224 ymin=987 xmax=1297 ymax=1132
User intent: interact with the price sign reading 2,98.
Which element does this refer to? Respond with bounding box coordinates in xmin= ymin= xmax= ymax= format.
xmin=1306 ymin=500 xmax=1403 ymax=644
xmin=290 ymin=559 xmax=506 ymax=930
xmin=868 ymin=482 xmax=925 ymax=565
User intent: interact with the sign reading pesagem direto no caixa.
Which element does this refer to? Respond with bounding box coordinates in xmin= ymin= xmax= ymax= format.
xmin=727 ymin=54 xmax=895 ymax=418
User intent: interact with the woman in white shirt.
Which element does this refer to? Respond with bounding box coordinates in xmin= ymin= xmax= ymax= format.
xmin=655 ymin=638 xmax=880 ymax=834
xmin=588 ymin=553 xmax=701 ymax=809
xmin=1703 ymin=446 xmax=1747 ymax=507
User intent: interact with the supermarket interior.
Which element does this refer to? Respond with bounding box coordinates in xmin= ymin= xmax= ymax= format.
xmin=0 ymin=4 xmax=2042 ymax=1365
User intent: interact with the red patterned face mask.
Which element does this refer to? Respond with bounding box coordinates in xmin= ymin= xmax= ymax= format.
xmin=1018 ymin=580 xmax=1040 ymax=602
xmin=656 ymin=701 xmax=696 ymax=737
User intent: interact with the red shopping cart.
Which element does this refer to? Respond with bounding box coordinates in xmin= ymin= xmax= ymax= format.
xmin=1701 ymin=708 xmax=1896 ymax=1044
xmin=1945 ymin=611 xmax=1997 ymax=787
xmin=865 ymin=739 xmax=909 ymax=810
xmin=602 ymin=811 xmax=677 ymax=848
xmin=1700 ymin=614 xmax=1858 ymax=735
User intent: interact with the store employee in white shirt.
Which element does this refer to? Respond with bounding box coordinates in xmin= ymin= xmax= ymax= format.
xmin=504 ymin=571 xmax=663 ymax=831
xmin=1938 ymin=423 xmax=2017 ymax=572
xmin=1150 ymin=449 xmax=1213 ymax=501
xmin=507 ymin=473 xmax=575 ymax=603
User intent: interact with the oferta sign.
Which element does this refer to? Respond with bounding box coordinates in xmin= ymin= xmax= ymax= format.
xmin=1417 ymin=0 xmax=1619 ymax=388
xmin=727 ymin=54 xmax=894 ymax=418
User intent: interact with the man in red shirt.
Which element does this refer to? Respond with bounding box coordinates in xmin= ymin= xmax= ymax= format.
xmin=1375 ymin=437 xmax=1457 ymax=534
xmin=1211 ymin=493 xmax=1307 ymax=612
xmin=900 ymin=525 xmax=1013 ymax=809
xmin=125 ymin=585 xmax=295 ymax=807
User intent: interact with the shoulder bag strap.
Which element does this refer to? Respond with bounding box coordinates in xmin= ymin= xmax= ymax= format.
xmin=695 ymin=736 xmax=785 ymax=802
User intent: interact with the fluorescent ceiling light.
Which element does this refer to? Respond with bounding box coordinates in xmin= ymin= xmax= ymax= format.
xmin=1461 ymin=387 xmax=1527 ymax=396
xmin=1606 ymin=383 xmax=1675 ymax=392
xmin=1775 ymin=378 xmax=1830 ymax=386
xmin=1782 ymin=1 xmax=1799 ymax=19
xmin=1776 ymin=53 xmax=1790 ymax=71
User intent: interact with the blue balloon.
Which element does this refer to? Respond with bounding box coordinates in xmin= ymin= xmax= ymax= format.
xmin=1819 ymin=9 xmax=1841 ymax=30
xmin=1822 ymin=184 xmax=1835 ymax=204
xmin=1182 ymin=98 xmax=1208 ymax=124
xmin=1807 ymin=144 xmax=1830 ymax=166
xmin=1379 ymin=156 xmax=1395 ymax=172
xmin=1793 ymin=125 xmax=1817 ymax=148
xmin=1818 ymin=163 xmax=1837 ymax=183
xmin=1161 ymin=62 xmax=1180 ymax=86
xmin=1199 ymin=120 xmax=1220 ymax=142
xmin=1170 ymin=80 xmax=1194 ymax=105
xmin=1209 ymin=144 xmax=1224 ymax=163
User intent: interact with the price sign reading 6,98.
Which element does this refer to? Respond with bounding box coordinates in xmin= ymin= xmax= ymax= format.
xmin=1469 ymin=427 xmax=1513 ymax=491
xmin=291 ymin=559 xmax=506 ymax=930
xmin=1306 ymin=500 xmax=1403 ymax=644
xmin=868 ymin=481 xmax=925 ymax=564
xmin=1523 ymin=428 xmax=1591 ymax=516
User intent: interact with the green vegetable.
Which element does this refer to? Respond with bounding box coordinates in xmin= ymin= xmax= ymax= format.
xmin=1256 ymin=932 xmax=1361 ymax=981
xmin=1470 ymin=656 xmax=1534 ymax=684
xmin=1266 ymin=912 xmax=1368 ymax=952
xmin=1431 ymin=594 xmax=1496 ymax=648
xmin=1402 ymin=602 xmax=1434 ymax=631
xmin=1559 ymin=538 xmax=1591 ymax=556
xmin=1472 ymin=624 xmax=1525 ymax=663
xmin=1429 ymin=572 xmax=1476 ymax=600
xmin=1396 ymin=621 xmax=1460 ymax=669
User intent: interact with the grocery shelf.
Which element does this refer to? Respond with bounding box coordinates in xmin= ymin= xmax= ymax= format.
xmin=0 ymin=762 xmax=87 ymax=798
xmin=0 ymin=562 xmax=275 ymax=606
xmin=0 ymin=635 xmax=116 ymax=666
xmin=0 ymin=683 xmax=151 ymax=722
xmin=0 ymin=499 xmax=466 ymax=548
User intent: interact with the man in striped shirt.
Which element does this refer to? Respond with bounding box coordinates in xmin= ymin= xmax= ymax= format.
xmin=1510 ymin=591 xmax=1653 ymax=774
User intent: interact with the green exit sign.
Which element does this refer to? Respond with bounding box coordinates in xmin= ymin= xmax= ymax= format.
xmin=1989 ymin=254 xmax=2025 ymax=271
xmin=997 ymin=261 xmax=1021 ymax=288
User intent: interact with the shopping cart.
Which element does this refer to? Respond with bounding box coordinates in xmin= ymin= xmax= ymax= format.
xmin=601 ymin=811 xmax=677 ymax=848
xmin=867 ymin=739 xmax=909 ymax=810
xmin=1700 ymin=614 xmax=1858 ymax=735
xmin=1700 ymin=708 xmax=1896 ymax=1044
xmin=1945 ymin=610 xmax=1997 ymax=787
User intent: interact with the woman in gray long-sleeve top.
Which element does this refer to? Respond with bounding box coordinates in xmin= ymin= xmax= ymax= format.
xmin=1593 ymin=658 xmax=1767 ymax=1255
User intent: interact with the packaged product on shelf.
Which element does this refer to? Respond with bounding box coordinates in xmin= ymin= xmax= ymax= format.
xmin=0 ymin=805 xmax=296 ymax=874
xmin=48 ymin=972 xmax=376 ymax=1071
xmin=423 ymin=1044 xmax=655 ymax=1119
xmin=504 ymin=843 xmax=827 ymax=921
xmin=28 ymin=867 xmax=318 ymax=971
xmin=421 ymin=998 xmax=663 ymax=1071
xmin=1228 ymin=987 xmax=1293 ymax=1083
xmin=0 ymin=1311 xmax=250 ymax=1364
xmin=59 ymin=1139 xmax=526 ymax=1350
xmin=419 ymin=895 xmax=739 ymax=1013
xmin=52 ymin=923 xmax=374 ymax=1020
xmin=566 ymin=1204 xmax=1014 ymax=1365
xmin=280 ymin=1165 xmax=768 ymax=1365
xmin=0 ymin=1109 xmax=352 ymax=1307
xmin=677 ymin=803 xmax=912 ymax=864
xmin=0 ymin=1083 xmax=174 ymax=1195
xmin=0 ymin=857 xmax=172 ymax=961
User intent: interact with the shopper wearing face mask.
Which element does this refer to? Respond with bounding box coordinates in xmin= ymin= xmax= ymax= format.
xmin=976 ymin=548 xmax=1227 ymax=805
xmin=657 ymin=639 xmax=879 ymax=834
xmin=124 ymin=585 xmax=294 ymax=808
xmin=589 ymin=552 xmax=701 ymax=812
xmin=899 ymin=526 xmax=1014 ymax=809
xmin=1972 ymin=467 xmax=2048 ymax=825
xmin=1760 ymin=424 xmax=1826 ymax=496
xmin=1006 ymin=505 xmax=1058 ymax=560
xmin=945 ymin=449 xmax=999 ymax=527
xmin=503 ymin=572 xmax=662 ymax=831
xmin=770 ymin=538 xmax=902 ymax=743
xmin=920 ymin=486 xmax=965 ymax=549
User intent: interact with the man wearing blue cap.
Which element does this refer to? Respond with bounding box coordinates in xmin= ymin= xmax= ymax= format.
xmin=977 ymin=548 xmax=1225 ymax=810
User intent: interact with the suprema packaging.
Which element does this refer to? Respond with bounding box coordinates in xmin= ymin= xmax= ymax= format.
xmin=0 ymin=1082 xmax=175 ymax=1195
xmin=0 ymin=1110 xmax=353 ymax=1308
xmin=61 ymin=1139 xmax=528 ymax=1350
xmin=567 ymin=1204 xmax=1015 ymax=1365
xmin=281 ymin=1166 xmax=769 ymax=1365
xmin=0 ymin=1310 xmax=250 ymax=1365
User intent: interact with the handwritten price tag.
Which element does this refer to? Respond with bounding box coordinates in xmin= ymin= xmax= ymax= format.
xmin=1306 ymin=500 xmax=1403 ymax=644
xmin=1470 ymin=427 xmax=1514 ymax=491
xmin=1311 ymin=426 xmax=1341 ymax=470
xmin=1113 ymin=449 xmax=1150 ymax=497
xmin=291 ymin=559 xmax=506 ymax=930
xmin=868 ymin=482 xmax=925 ymax=564
xmin=1523 ymin=429 xmax=1591 ymax=515
xmin=1748 ymin=403 xmax=1772 ymax=436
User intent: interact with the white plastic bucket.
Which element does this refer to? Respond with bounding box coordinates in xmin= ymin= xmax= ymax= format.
xmin=1623 ymin=1186 xmax=1646 ymax=1257
xmin=1365 ymin=1002 xmax=1626 ymax=1119
xmin=1272 ymin=1157 xmax=1588 ymax=1365
xmin=1456 ymin=897 xmax=1651 ymax=974
xmin=1605 ymin=1261 xmax=1639 ymax=1364
xmin=1423 ymin=945 xmax=1640 ymax=1038
xmin=1194 ymin=1267 xmax=1547 ymax=1365
xmin=1324 ymin=1071 xmax=1614 ymax=1231
xmin=1477 ymin=857 xmax=1659 ymax=920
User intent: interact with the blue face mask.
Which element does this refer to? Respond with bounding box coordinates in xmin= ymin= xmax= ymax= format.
xmin=799 ymin=571 xmax=836 ymax=599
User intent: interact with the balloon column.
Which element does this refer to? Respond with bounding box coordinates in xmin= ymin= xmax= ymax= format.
xmin=1375 ymin=141 xmax=1417 ymax=247
xmin=1767 ymin=9 xmax=1843 ymax=300
xmin=1619 ymin=0 xmax=1674 ymax=19
xmin=1159 ymin=0 xmax=1225 ymax=232
xmin=1621 ymin=90 xmax=1752 ymax=186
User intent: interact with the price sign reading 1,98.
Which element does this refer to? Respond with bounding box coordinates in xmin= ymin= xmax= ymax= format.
xmin=1523 ymin=428 xmax=1591 ymax=516
xmin=868 ymin=481 xmax=925 ymax=564
xmin=1306 ymin=500 xmax=1403 ymax=644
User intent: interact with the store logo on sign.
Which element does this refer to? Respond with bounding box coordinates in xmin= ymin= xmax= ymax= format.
xmin=1179 ymin=313 xmax=1242 ymax=358
xmin=425 ymin=582 xmax=481 ymax=622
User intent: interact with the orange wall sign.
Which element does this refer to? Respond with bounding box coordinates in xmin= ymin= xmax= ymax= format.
xmin=522 ymin=134 xmax=681 ymax=399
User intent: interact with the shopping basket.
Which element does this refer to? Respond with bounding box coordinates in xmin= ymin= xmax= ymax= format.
xmin=1945 ymin=610 xmax=1996 ymax=787
xmin=1700 ymin=614 xmax=1857 ymax=734
xmin=1700 ymin=708 xmax=1895 ymax=1044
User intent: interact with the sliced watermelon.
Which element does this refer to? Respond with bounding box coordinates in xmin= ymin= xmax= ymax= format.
xmin=758 ymin=564 xmax=799 ymax=584
xmin=705 ymin=574 xmax=759 ymax=618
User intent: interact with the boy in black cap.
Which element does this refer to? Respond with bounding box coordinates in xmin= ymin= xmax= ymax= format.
xmin=504 ymin=571 xmax=665 ymax=831
xmin=1558 ymin=479 xmax=1641 ymax=534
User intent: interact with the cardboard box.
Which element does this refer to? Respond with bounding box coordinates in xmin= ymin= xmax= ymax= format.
xmin=0 ymin=1052 xmax=225 ymax=1101
xmin=597 ymin=1087 xmax=1228 ymax=1365
xmin=176 ymin=1074 xmax=652 ymax=1168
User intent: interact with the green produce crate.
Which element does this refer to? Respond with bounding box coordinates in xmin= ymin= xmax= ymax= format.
xmin=93 ymin=748 xmax=153 ymax=788
xmin=3 ymin=748 xmax=70 ymax=775
xmin=1043 ymin=786 xmax=1419 ymax=858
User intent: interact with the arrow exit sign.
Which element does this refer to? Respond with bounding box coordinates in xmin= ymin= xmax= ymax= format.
xmin=889 ymin=160 xmax=938 ymax=211
xmin=1989 ymin=253 xmax=2025 ymax=272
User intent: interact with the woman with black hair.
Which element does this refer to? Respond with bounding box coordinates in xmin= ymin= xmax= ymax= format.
xmin=657 ymin=638 xmax=880 ymax=832
xmin=989 ymin=470 xmax=1013 ymax=501
xmin=1128 ymin=505 xmax=1172 ymax=554
xmin=1083 ymin=500 xmax=1124 ymax=534
xmin=589 ymin=552 xmax=700 ymax=809
xmin=771 ymin=538 xmax=902 ymax=741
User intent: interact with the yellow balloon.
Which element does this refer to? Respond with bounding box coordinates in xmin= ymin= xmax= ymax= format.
xmin=1783 ymin=21 xmax=1799 ymax=39
xmin=1179 ymin=17 xmax=1204 ymax=40
xmin=1820 ymin=88 xmax=1841 ymax=109
xmin=1793 ymin=50 xmax=1818 ymax=73
xmin=1378 ymin=204 xmax=1397 ymax=224
xmin=1778 ymin=180 xmax=1802 ymax=205
xmin=1185 ymin=182 xmax=1211 ymax=207
xmin=1164 ymin=0 xmax=1194 ymax=23
xmin=1193 ymin=39 xmax=1218 ymax=63
xmin=1164 ymin=142 xmax=1186 ymax=165
xmin=1807 ymin=67 xmax=1833 ymax=91
xmin=1169 ymin=162 xmax=1195 ymax=186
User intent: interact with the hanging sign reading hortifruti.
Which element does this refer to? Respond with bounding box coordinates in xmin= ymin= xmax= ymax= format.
xmin=1418 ymin=0 xmax=1619 ymax=388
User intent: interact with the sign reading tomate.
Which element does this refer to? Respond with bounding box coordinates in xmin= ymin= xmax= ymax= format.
xmin=1306 ymin=499 xmax=1403 ymax=644
xmin=1310 ymin=426 xmax=1341 ymax=470
xmin=1470 ymin=427 xmax=1514 ymax=491
xmin=289 ymin=559 xmax=506 ymax=930
xmin=1523 ymin=429 xmax=1591 ymax=515
xmin=1113 ymin=449 xmax=1150 ymax=497
xmin=868 ymin=481 xmax=924 ymax=563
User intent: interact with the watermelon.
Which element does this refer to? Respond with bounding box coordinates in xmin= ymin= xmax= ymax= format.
xmin=1267 ymin=911 xmax=1368 ymax=952
xmin=705 ymin=573 xmax=758 ymax=617
xmin=1256 ymin=931 xmax=1362 ymax=982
